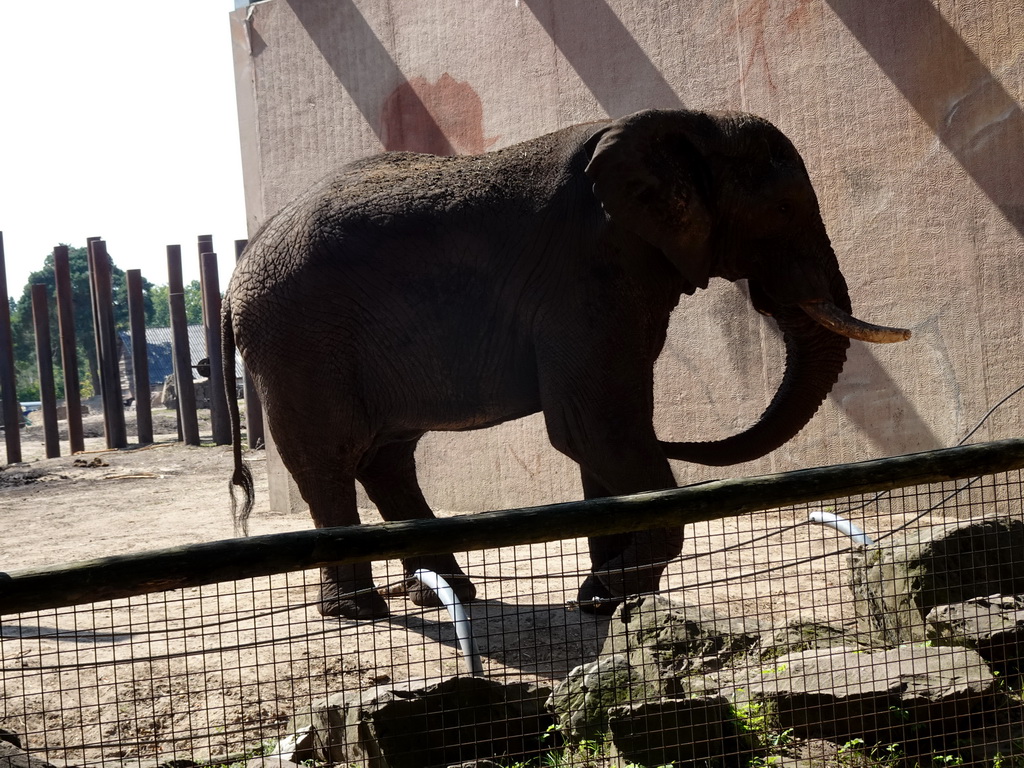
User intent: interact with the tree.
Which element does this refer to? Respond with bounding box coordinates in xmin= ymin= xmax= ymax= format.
xmin=148 ymin=280 xmax=204 ymax=327
xmin=11 ymin=245 xmax=157 ymax=400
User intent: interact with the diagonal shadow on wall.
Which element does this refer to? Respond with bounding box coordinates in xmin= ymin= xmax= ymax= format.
xmin=520 ymin=0 xmax=683 ymax=115
xmin=286 ymin=0 xmax=456 ymax=154
xmin=826 ymin=0 xmax=1024 ymax=236
xmin=522 ymin=0 xmax=940 ymax=454
xmin=821 ymin=0 xmax=1024 ymax=449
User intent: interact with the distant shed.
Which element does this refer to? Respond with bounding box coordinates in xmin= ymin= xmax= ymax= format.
xmin=118 ymin=326 xmax=243 ymax=398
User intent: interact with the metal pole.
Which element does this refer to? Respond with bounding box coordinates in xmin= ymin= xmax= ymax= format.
xmin=167 ymin=245 xmax=200 ymax=445
xmin=197 ymin=235 xmax=213 ymax=329
xmin=234 ymin=238 xmax=264 ymax=449
xmin=86 ymin=237 xmax=109 ymax=441
xmin=30 ymin=284 xmax=60 ymax=458
xmin=91 ymin=241 xmax=127 ymax=449
xmin=0 ymin=232 xmax=22 ymax=463
xmin=126 ymin=270 xmax=153 ymax=445
xmin=53 ymin=246 xmax=85 ymax=454
xmin=201 ymin=253 xmax=230 ymax=445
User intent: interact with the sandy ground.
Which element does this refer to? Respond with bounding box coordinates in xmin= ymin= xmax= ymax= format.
xmin=0 ymin=407 xmax=932 ymax=765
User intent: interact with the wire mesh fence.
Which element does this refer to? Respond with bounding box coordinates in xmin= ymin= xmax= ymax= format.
xmin=3 ymin=443 xmax=1024 ymax=768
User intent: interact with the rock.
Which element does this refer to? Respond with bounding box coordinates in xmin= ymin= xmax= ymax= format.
xmin=290 ymin=676 xmax=552 ymax=768
xmin=0 ymin=730 xmax=21 ymax=749
xmin=547 ymin=654 xmax=650 ymax=743
xmin=53 ymin=404 xmax=89 ymax=421
xmin=266 ymin=724 xmax=315 ymax=763
xmin=606 ymin=696 xmax=755 ymax=768
xmin=600 ymin=595 xmax=763 ymax=696
xmin=162 ymin=375 xmax=209 ymax=410
xmin=243 ymin=757 xmax=296 ymax=768
xmin=162 ymin=374 xmax=179 ymax=410
xmin=0 ymin=740 xmax=60 ymax=768
xmin=927 ymin=594 xmax=1024 ymax=676
xmin=754 ymin=618 xmax=876 ymax=661
xmin=944 ymin=705 xmax=1024 ymax=766
xmin=730 ymin=644 xmax=1000 ymax=747
xmin=849 ymin=515 xmax=1024 ymax=646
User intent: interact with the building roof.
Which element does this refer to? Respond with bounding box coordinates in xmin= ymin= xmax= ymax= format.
xmin=119 ymin=325 xmax=241 ymax=387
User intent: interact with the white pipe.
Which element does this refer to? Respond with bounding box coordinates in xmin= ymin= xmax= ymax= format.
xmin=412 ymin=568 xmax=483 ymax=677
xmin=807 ymin=510 xmax=874 ymax=547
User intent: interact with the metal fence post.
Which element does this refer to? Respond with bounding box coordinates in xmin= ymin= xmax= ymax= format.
xmin=90 ymin=241 xmax=127 ymax=449
xmin=30 ymin=284 xmax=60 ymax=458
xmin=167 ymin=245 xmax=200 ymax=446
xmin=85 ymin=237 xmax=106 ymax=438
xmin=127 ymin=270 xmax=153 ymax=445
xmin=53 ymin=245 xmax=85 ymax=454
xmin=0 ymin=232 xmax=22 ymax=463
xmin=200 ymin=253 xmax=230 ymax=445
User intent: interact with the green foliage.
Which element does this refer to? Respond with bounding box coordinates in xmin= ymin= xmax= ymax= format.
xmin=8 ymin=244 xmax=166 ymax=401
xmin=201 ymin=739 xmax=276 ymax=768
xmin=148 ymin=280 xmax=204 ymax=327
xmin=734 ymin=696 xmax=796 ymax=768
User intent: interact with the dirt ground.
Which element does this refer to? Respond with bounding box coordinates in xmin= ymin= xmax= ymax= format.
xmin=0 ymin=407 xmax=913 ymax=765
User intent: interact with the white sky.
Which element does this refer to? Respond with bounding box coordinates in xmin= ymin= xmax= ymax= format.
xmin=0 ymin=1 xmax=246 ymax=300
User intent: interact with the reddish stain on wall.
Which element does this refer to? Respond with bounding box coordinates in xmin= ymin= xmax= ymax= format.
xmin=729 ymin=0 xmax=817 ymax=90
xmin=380 ymin=74 xmax=498 ymax=155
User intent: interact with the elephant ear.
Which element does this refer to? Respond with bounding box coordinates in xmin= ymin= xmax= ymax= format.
xmin=585 ymin=111 xmax=715 ymax=292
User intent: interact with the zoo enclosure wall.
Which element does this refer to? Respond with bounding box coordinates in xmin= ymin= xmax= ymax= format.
xmin=234 ymin=0 xmax=1024 ymax=516
xmin=2 ymin=439 xmax=1024 ymax=767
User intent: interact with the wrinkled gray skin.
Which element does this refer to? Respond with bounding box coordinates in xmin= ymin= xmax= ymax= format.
xmin=223 ymin=109 xmax=908 ymax=619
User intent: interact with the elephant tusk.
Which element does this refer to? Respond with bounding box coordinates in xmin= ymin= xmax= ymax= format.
xmin=800 ymin=300 xmax=911 ymax=343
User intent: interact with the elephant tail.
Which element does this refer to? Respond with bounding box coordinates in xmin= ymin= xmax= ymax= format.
xmin=223 ymin=298 xmax=254 ymax=537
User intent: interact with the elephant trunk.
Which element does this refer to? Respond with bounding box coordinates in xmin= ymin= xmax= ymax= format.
xmin=661 ymin=309 xmax=851 ymax=466
xmin=660 ymin=263 xmax=910 ymax=468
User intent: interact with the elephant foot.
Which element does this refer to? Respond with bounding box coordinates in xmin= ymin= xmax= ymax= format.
xmin=383 ymin=556 xmax=477 ymax=608
xmin=381 ymin=573 xmax=477 ymax=608
xmin=317 ymin=565 xmax=389 ymax=620
xmin=408 ymin=574 xmax=477 ymax=608
xmin=575 ymin=572 xmax=622 ymax=616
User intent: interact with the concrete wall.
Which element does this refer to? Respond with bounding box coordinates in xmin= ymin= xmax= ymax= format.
xmin=231 ymin=0 xmax=1024 ymax=513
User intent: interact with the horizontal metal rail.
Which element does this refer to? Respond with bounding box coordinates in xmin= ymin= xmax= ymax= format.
xmin=3 ymin=438 xmax=1024 ymax=614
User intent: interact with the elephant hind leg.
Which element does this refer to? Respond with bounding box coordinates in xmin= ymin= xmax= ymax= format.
xmin=274 ymin=430 xmax=388 ymax=620
xmin=357 ymin=438 xmax=476 ymax=607
xmin=302 ymin=471 xmax=387 ymax=619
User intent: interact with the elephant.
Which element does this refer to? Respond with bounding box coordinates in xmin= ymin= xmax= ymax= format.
xmin=222 ymin=108 xmax=910 ymax=620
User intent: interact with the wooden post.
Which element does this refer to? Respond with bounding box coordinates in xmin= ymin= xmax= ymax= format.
xmin=167 ymin=245 xmax=200 ymax=445
xmin=234 ymin=238 xmax=264 ymax=449
xmin=90 ymin=241 xmax=127 ymax=449
xmin=126 ymin=270 xmax=153 ymax=445
xmin=2 ymin=438 xmax=1023 ymax=614
xmin=53 ymin=246 xmax=85 ymax=453
xmin=200 ymin=252 xmax=230 ymax=445
xmin=0 ymin=232 xmax=22 ymax=463
xmin=30 ymin=284 xmax=60 ymax=458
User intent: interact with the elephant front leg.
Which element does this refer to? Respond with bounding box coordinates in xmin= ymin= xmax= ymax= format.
xmin=578 ymin=528 xmax=684 ymax=613
xmin=544 ymin=378 xmax=679 ymax=614
xmin=575 ymin=472 xmax=684 ymax=614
